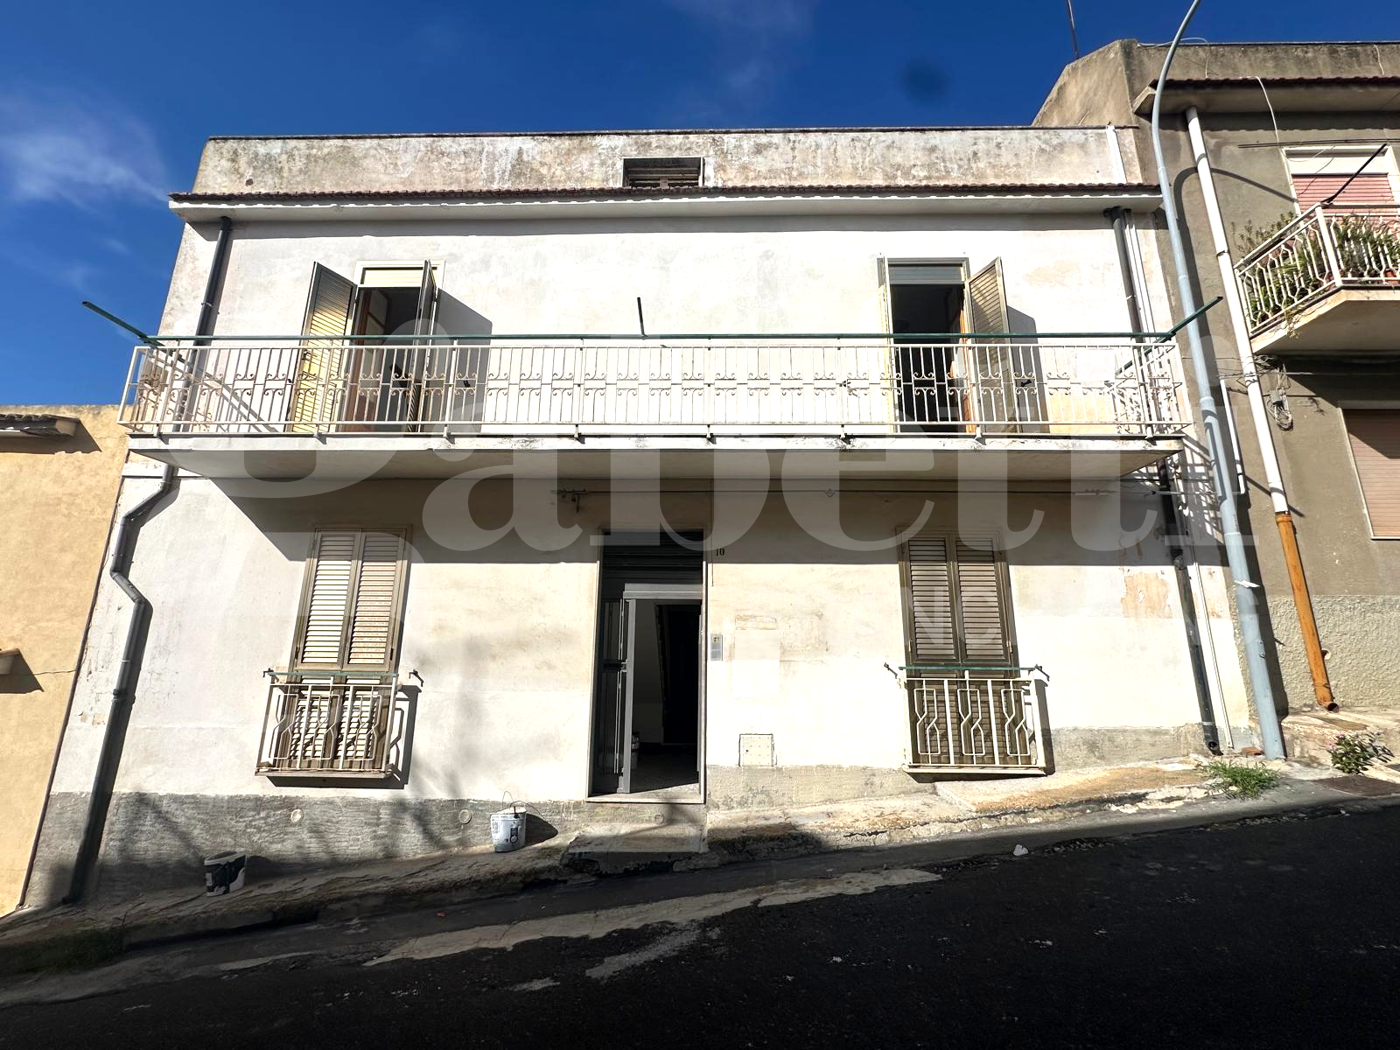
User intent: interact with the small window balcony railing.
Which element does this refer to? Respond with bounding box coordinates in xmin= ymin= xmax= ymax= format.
xmin=894 ymin=664 xmax=1047 ymax=773
xmin=1236 ymin=204 xmax=1400 ymax=335
xmin=256 ymin=673 xmax=405 ymax=777
xmin=119 ymin=336 xmax=1186 ymax=440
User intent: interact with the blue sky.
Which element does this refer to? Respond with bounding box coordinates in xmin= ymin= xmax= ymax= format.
xmin=2 ymin=0 xmax=1396 ymax=404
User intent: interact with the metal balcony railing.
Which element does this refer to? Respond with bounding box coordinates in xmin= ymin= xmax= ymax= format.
xmin=1236 ymin=204 xmax=1400 ymax=334
xmin=898 ymin=665 xmax=1046 ymax=772
xmin=256 ymin=674 xmax=405 ymax=777
xmin=120 ymin=337 xmax=1186 ymax=439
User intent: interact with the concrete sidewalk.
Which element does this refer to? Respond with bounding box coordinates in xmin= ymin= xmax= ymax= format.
xmin=0 ymin=756 xmax=1381 ymax=976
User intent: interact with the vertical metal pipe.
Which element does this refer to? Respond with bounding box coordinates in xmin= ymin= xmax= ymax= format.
xmin=1150 ymin=1 xmax=1285 ymax=758
xmin=66 ymin=217 xmax=234 ymax=903
xmin=1184 ymin=106 xmax=1337 ymax=712
xmin=1108 ymin=206 xmax=1225 ymax=752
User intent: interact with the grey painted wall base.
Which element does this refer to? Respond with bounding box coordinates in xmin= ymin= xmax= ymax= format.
xmin=1268 ymin=595 xmax=1400 ymax=713
xmin=26 ymin=791 xmax=666 ymax=906
xmin=27 ymin=722 xmax=1207 ymax=905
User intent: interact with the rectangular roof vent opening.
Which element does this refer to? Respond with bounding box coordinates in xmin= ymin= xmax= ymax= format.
xmin=623 ymin=157 xmax=704 ymax=189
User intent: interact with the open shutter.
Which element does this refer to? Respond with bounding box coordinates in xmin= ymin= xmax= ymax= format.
xmin=414 ymin=261 xmax=438 ymax=337
xmin=963 ymin=259 xmax=1019 ymax=433
xmin=290 ymin=264 xmax=355 ymax=432
xmin=1346 ymin=409 xmax=1400 ymax=539
xmin=905 ymin=534 xmax=957 ymax=664
xmin=954 ymin=537 xmax=1013 ymax=664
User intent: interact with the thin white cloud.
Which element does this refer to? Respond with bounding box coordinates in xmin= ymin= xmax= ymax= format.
xmin=664 ymin=0 xmax=815 ymax=34
xmin=0 ymin=241 xmax=101 ymax=293
xmin=0 ymin=84 xmax=166 ymax=208
xmin=663 ymin=0 xmax=818 ymax=120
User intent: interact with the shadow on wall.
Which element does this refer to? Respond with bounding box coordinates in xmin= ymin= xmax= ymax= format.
xmin=30 ymin=790 xmax=581 ymax=905
xmin=0 ymin=650 xmax=43 ymax=695
xmin=0 ymin=419 xmax=102 ymax=458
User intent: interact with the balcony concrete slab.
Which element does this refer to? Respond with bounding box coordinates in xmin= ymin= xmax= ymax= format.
xmin=127 ymin=435 xmax=1183 ymax=481
xmin=1252 ymin=288 xmax=1400 ymax=354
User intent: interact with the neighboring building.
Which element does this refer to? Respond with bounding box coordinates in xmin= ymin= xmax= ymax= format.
xmin=1039 ymin=41 xmax=1400 ymax=722
xmin=0 ymin=407 xmax=127 ymax=913
xmin=26 ymin=126 xmax=1250 ymax=903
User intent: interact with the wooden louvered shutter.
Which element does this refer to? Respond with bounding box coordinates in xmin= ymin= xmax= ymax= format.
xmin=906 ymin=534 xmax=957 ymax=663
xmin=954 ymin=537 xmax=1013 ymax=664
xmin=290 ymin=264 xmax=355 ymax=432
xmin=1346 ymin=409 xmax=1400 ymax=539
xmin=346 ymin=531 xmax=407 ymax=667
xmin=963 ymin=259 xmax=1019 ymax=432
xmin=294 ymin=529 xmax=408 ymax=670
xmin=904 ymin=532 xmax=1015 ymax=666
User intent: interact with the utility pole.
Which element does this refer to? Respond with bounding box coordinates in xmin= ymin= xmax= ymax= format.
xmin=1149 ymin=0 xmax=1286 ymax=758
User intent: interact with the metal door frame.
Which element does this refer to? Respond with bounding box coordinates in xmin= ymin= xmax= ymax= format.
xmin=586 ymin=533 xmax=706 ymax=801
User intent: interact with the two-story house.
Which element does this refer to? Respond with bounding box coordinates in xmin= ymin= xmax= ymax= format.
xmin=1039 ymin=41 xmax=1400 ymax=746
xmin=26 ymin=126 xmax=1251 ymax=901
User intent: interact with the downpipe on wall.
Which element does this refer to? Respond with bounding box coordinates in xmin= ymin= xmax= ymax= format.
xmin=65 ymin=216 xmax=234 ymax=903
xmin=1184 ymin=106 xmax=1337 ymax=713
xmin=1150 ymin=0 xmax=1285 ymax=758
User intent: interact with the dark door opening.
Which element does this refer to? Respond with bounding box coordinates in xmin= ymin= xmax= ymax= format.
xmin=589 ymin=534 xmax=703 ymax=798
xmin=889 ymin=276 xmax=965 ymax=430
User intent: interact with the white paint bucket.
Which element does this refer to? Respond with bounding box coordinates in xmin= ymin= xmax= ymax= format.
xmin=490 ymin=808 xmax=527 ymax=852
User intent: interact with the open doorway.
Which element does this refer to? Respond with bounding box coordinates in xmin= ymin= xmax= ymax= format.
xmin=887 ymin=263 xmax=965 ymax=430
xmin=589 ymin=534 xmax=703 ymax=800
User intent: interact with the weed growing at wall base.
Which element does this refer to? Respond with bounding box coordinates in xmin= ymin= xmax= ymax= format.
xmin=1202 ymin=760 xmax=1281 ymax=799
xmin=1326 ymin=732 xmax=1395 ymax=775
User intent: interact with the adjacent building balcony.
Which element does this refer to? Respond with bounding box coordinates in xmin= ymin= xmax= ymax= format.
xmin=1236 ymin=204 xmax=1400 ymax=353
xmin=120 ymin=336 xmax=1187 ymax=479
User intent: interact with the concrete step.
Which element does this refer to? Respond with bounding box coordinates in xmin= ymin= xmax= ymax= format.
xmin=1282 ymin=710 xmax=1397 ymax=767
xmin=564 ymin=823 xmax=708 ymax=875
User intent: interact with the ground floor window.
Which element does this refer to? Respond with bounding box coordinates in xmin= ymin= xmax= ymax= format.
xmin=258 ymin=527 xmax=411 ymax=776
xmin=899 ymin=531 xmax=1040 ymax=770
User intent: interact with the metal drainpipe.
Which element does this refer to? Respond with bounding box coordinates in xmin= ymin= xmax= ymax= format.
xmin=65 ymin=217 xmax=233 ymax=903
xmin=1151 ymin=0 xmax=1285 ymax=758
xmin=1107 ymin=206 xmax=1224 ymax=753
xmin=1185 ymin=106 xmax=1338 ymax=713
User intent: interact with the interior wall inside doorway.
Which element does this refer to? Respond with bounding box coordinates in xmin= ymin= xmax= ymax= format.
xmin=630 ymin=600 xmax=701 ymax=747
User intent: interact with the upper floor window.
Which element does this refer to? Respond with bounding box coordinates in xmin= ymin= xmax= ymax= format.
xmin=1286 ymin=147 xmax=1399 ymax=211
xmin=623 ymin=157 xmax=704 ymax=189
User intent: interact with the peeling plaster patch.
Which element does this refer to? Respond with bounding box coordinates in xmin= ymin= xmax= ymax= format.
xmin=1121 ymin=571 xmax=1171 ymax=618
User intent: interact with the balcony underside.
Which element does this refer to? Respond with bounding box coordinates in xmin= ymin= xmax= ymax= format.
xmin=1252 ymin=289 xmax=1400 ymax=354
xmin=128 ymin=433 xmax=1182 ymax=480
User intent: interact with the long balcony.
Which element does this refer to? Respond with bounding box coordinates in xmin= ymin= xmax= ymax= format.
xmin=120 ymin=336 xmax=1186 ymax=479
xmin=1236 ymin=204 xmax=1400 ymax=353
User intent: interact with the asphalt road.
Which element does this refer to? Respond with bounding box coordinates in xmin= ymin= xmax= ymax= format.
xmin=4 ymin=803 xmax=1399 ymax=1049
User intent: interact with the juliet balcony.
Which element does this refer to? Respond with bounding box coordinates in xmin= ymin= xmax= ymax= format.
xmin=1236 ymin=204 xmax=1400 ymax=353
xmin=119 ymin=336 xmax=1187 ymax=480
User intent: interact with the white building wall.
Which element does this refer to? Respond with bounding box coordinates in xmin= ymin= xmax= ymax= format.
xmin=49 ymin=479 xmax=1203 ymax=805
xmin=159 ymin=215 xmax=1137 ymax=338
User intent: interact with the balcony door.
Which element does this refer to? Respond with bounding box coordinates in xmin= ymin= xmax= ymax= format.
xmin=289 ymin=262 xmax=438 ymax=432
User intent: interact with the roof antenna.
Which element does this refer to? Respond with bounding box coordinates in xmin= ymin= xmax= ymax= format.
xmin=636 ymin=296 xmax=647 ymax=337
xmin=1065 ymin=0 xmax=1080 ymax=60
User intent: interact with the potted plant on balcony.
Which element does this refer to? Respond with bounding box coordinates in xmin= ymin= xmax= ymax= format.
xmin=1235 ymin=212 xmax=1329 ymax=330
